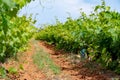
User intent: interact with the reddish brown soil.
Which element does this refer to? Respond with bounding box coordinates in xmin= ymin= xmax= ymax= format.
xmin=3 ymin=42 xmax=46 ymax=80
xmin=39 ymin=41 xmax=120 ymax=80
xmin=2 ymin=40 xmax=120 ymax=80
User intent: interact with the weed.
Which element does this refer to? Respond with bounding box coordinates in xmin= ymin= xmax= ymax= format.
xmin=33 ymin=41 xmax=61 ymax=75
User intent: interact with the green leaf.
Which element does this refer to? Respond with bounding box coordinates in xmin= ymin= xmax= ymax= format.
xmin=0 ymin=67 xmax=6 ymax=78
xmin=8 ymin=67 xmax=18 ymax=74
xmin=2 ymin=0 xmax=16 ymax=9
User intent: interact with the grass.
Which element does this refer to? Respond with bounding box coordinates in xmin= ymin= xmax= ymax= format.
xmin=32 ymin=40 xmax=61 ymax=75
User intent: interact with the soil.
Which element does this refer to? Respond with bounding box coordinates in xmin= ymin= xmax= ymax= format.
xmin=2 ymin=41 xmax=46 ymax=80
xmin=39 ymin=41 xmax=120 ymax=80
xmin=2 ymin=40 xmax=120 ymax=80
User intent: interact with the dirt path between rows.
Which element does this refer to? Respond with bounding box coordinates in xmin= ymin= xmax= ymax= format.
xmin=3 ymin=41 xmax=46 ymax=80
xmin=2 ymin=40 xmax=120 ymax=80
xmin=38 ymin=41 xmax=120 ymax=80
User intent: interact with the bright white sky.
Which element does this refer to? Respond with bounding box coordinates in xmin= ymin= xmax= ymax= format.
xmin=19 ymin=0 xmax=120 ymax=27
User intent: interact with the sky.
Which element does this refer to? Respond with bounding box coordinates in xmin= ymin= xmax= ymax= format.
xmin=19 ymin=0 xmax=120 ymax=27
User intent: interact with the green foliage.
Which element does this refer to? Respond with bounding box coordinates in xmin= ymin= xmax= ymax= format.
xmin=8 ymin=67 xmax=18 ymax=74
xmin=0 ymin=66 xmax=6 ymax=78
xmin=0 ymin=16 xmax=35 ymax=62
xmin=0 ymin=0 xmax=35 ymax=78
xmin=0 ymin=0 xmax=35 ymax=62
xmin=0 ymin=11 xmax=35 ymax=62
xmin=0 ymin=0 xmax=31 ymax=17
xmin=36 ymin=1 xmax=120 ymax=74
xmin=13 ymin=0 xmax=31 ymax=8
